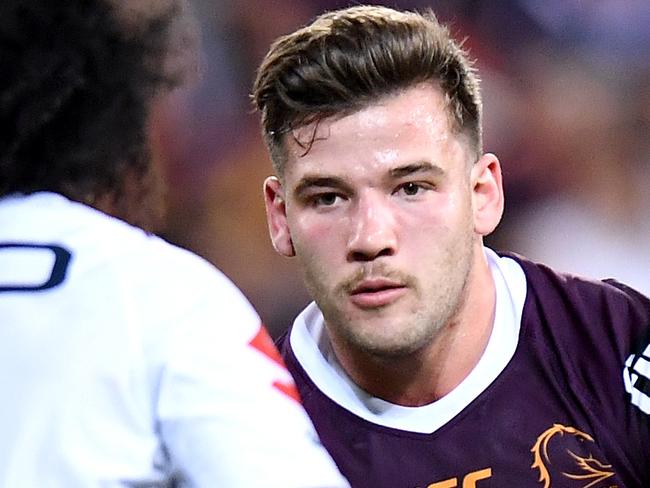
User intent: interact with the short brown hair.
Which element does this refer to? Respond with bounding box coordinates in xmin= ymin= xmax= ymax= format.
xmin=252 ymin=5 xmax=482 ymax=176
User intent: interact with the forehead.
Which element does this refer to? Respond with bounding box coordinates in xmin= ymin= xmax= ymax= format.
xmin=284 ymin=84 xmax=466 ymax=178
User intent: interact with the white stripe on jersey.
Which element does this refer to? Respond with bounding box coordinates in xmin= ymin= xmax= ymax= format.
xmin=624 ymin=343 xmax=650 ymax=415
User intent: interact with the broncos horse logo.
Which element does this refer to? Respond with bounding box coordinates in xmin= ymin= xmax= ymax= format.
xmin=530 ymin=424 xmax=616 ymax=488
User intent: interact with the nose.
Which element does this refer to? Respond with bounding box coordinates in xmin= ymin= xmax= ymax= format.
xmin=346 ymin=193 xmax=397 ymax=262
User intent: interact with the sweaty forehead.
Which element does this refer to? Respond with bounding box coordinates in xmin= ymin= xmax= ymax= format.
xmin=286 ymin=84 xmax=457 ymax=166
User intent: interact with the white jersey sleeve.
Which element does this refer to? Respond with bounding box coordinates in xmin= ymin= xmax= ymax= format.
xmin=155 ymin=260 xmax=348 ymax=487
xmin=0 ymin=193 xmax=348 ymax=488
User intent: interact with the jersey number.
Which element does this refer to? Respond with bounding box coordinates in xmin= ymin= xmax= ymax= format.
xmin=0 ymin=243 xmax=72 ymax=292
xmin=426 ymin=468 xmax=492 ymax=488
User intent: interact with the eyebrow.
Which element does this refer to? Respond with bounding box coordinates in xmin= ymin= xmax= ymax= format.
xmin=292 ymin=161 xmax=444 ymax=196
xmin=389 ymin=161 xmax=445 ymax=179
xmin=292 ymin=176 xmax=354 ymax=197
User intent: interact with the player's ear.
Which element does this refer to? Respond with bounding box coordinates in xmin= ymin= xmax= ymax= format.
xmin=471 ymin=153 xmax=504 ymax=236
xmin=263 ymin=176 xmax=295 ymax=257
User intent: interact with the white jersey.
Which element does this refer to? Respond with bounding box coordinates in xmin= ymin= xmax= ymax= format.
xmin=0 ymin=192 xmax=348 ymax=488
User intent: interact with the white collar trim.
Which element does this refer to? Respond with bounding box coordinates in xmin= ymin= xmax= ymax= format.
xmin=289 ymin=248 xmax=527 ymax=433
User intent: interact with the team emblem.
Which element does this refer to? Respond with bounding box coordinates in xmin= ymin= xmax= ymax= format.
xmin=531 ymin=424 xmax=615 ymax=488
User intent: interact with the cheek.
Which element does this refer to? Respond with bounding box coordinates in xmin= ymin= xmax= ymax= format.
xmin=293 ymin=213 xmax=336 ymax=240
xmin=398 ymin=193 xmax=451 ymax=228
xmin=436 ymin=187 xmax=473 ymax=221
xmin=398 ymin=193 xmax=473 ymax=244
xmin=291 ymin=215 xmax=343 ymax=263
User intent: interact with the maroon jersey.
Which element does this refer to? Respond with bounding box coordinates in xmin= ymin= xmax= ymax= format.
xmin=277 ymin=253 xmax=650 ymax=487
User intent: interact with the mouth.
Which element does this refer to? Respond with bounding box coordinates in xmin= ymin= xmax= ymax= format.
xmin=349 ymin=278 xmax=407 ymax=309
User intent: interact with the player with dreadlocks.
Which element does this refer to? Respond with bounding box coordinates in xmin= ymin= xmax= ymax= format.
xmin=0 ymin=1 xmax=348 ymax=486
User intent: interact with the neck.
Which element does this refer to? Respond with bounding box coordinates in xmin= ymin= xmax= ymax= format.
xmin=331 ymin=245 xmax=496 ymax=407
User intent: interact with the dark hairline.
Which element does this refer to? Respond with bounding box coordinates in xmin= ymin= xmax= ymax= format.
xmin=273 ymin=81 xmax=479 ymax=181
xmin=252 ymin=6 xmax=483 ymax=180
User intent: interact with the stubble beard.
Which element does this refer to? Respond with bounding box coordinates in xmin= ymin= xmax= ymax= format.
xmin=300 ymin=234 xmax=475 ymax=360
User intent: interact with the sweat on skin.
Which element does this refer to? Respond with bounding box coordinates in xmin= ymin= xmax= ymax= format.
xmin=264 ymin=83 xmax=504 ymax=406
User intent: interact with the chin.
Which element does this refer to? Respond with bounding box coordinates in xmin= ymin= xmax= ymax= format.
xmin=352 ymin=331 xmax=428 ymax=359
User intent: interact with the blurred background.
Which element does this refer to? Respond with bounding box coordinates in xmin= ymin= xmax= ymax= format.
xmin=152 ymin=0 xmax=650 ymax=338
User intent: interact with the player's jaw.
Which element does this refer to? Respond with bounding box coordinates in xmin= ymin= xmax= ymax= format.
xmin=313 ymin=267 xmax=428 ymax=354
xmin=318 ymin=242 xmax=473 ymax=359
